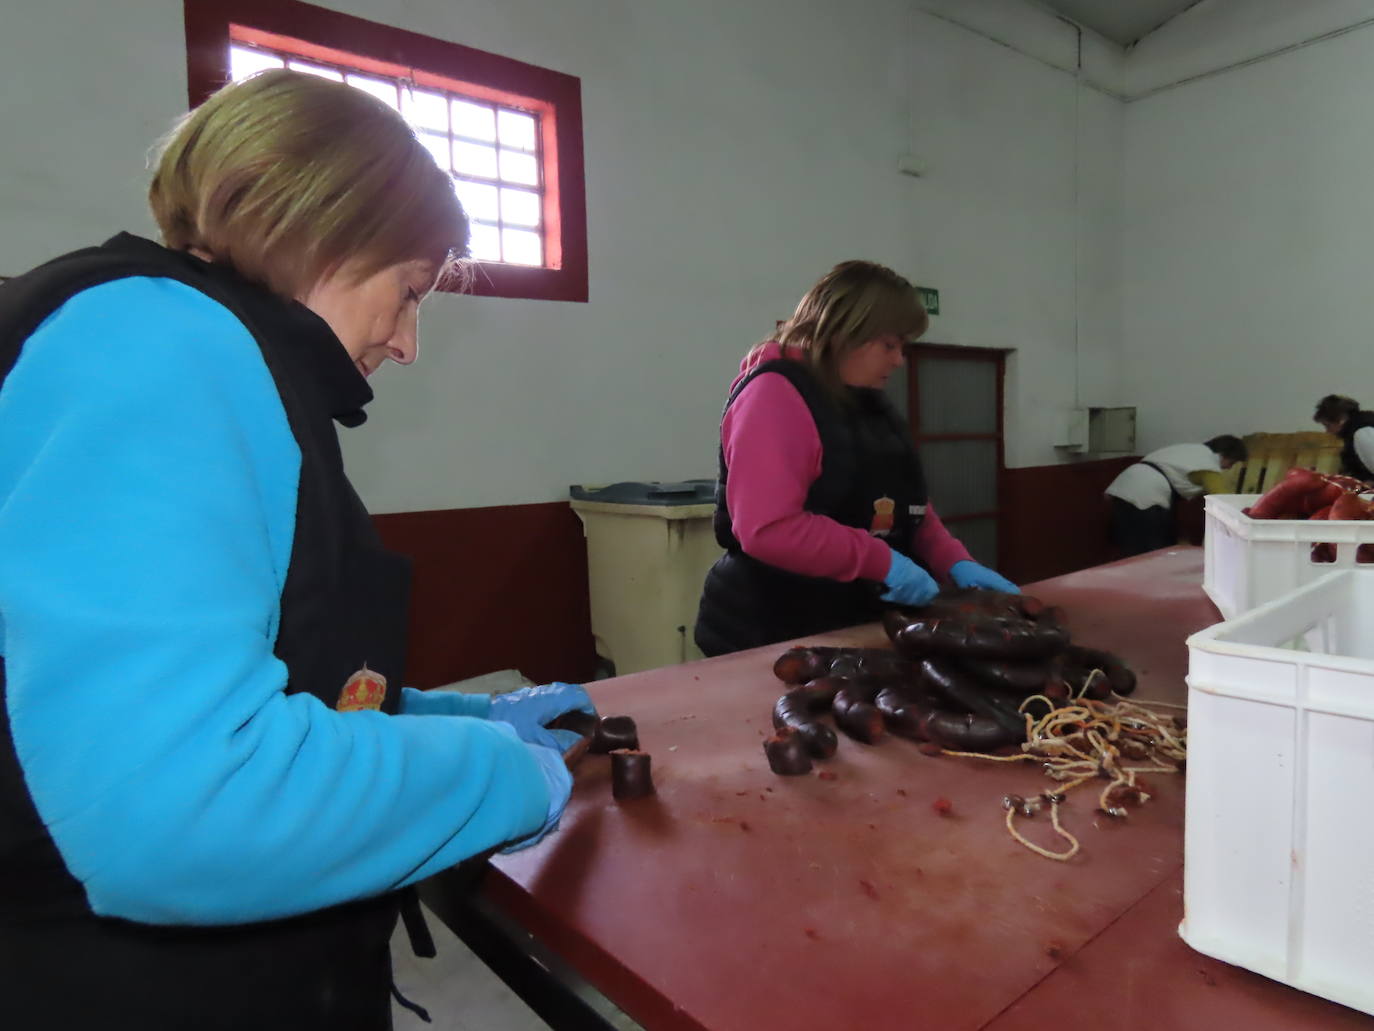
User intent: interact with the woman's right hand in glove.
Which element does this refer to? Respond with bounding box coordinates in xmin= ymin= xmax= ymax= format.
xmin=879 ymin=550 xmax=939 ymax=607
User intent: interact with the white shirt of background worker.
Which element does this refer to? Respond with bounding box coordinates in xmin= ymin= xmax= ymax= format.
xmin=1105 ymin=443 xmax=1224 ymax=511
xmin=1346 ymin=429 xmax=1374 ymax=473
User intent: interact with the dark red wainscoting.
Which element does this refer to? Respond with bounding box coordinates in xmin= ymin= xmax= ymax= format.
xmin=378 ymin=462 xmax=1146 ymax=689
xmin=372 ymin=502 xmax=597 ymax=689
xmin=999 ymin=456 xmax=1139 ymax=586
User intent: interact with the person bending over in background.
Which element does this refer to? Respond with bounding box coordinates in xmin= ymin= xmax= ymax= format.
xmin=1105 ymin=435 xmax=1248 ymax=557
xmin=0 ymin=70 xmax=593 ymax=1030
xmin=694 ymin=260 xmax=1018 ymax=657
xmin=1313 ymin=394 xmax=1374 ymax=482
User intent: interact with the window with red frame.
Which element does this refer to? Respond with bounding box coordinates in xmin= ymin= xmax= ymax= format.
xmin=183 ymin=0 xmax=587 ymax=302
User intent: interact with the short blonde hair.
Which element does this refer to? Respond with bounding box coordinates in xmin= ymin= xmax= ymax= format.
xmin=149 ymin=69 xmax=468 ymax=298
xmin=773 ymin=261 xmax=929 ymax=394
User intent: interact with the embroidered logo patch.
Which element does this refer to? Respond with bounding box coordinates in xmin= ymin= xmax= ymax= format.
xmin=337 ymin=664 xmax=386 ymax=712
xmin=869 ymin=496 xmax=896 ymax=537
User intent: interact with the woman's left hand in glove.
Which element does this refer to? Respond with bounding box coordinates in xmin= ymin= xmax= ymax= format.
xmin=949 ymin=560 xmax=1020 ymax=594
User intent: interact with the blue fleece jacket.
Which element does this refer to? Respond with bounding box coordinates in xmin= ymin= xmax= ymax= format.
xmin=0 ymin=277 xmax=547 ymax=926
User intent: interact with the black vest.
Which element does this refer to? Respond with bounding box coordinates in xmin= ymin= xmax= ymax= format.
xmin=694 ymin=358 xmax=927 ymax=656
xmin=0 ymin=235 xmax=412 ymax=1029
xmin=1339 ymin=410 xmax=1374 ymax=482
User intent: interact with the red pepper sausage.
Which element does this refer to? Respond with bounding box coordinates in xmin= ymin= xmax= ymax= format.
xmin=1305 ymin=481 xmax=1345 ymax=515
xmin=1244 ymin=467 xmax=1325 ymax=519
xmin=1330 ymin=492 xmax=1373 ymax=521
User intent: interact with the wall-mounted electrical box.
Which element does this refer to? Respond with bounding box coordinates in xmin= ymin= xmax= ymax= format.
xmin=1056 ymin=406 xmax=1137 ymax=455
xmin=1088 ymin=406 xmax=1136 ymax=454
xmin=1057 ymin=408 xmax=1090 ymax=451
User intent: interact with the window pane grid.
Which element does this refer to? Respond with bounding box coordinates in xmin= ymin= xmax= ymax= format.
xmin=229 ymin=43 xmax=545 ymax=266
xmin=450 ymin=131 xmax=534 ymax=153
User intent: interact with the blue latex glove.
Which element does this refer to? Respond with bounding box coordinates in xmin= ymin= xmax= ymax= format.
xmin=488 ymin=682 xmax=597 ymax=752
xmin=494 ymin=728 xmax=573 ymax=855
xmin=950 ymin=559 xmax=1020 ymax=594
xmin=879 ymin=550 xmax=939 ymax=606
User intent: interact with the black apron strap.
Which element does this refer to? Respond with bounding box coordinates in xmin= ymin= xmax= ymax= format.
xmin=389 ymin=983 xmax=432 ymax=1023
xmin=1140 ymin=461 xmax=1181 ymax=501
xmin=391 ymin=889 xmax=436 ymax=1023
xmin=399 ymin=887 xmax=436 ymax=959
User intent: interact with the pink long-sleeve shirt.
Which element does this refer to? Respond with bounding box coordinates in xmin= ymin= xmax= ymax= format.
xmin=721 ymin=342 xmax=972 ymax=583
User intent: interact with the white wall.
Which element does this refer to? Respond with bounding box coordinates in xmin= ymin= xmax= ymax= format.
xmin=904 ymin=16 xmax=1125 ymax=460
xmin=915 ymin=0 xmax=1127 ymax=96
xmin=0 ymin=4 xmax=188 ymax=264
xmin=1122 ymin=0 xmax=1374 ymax=99
xmin=1122 ymin=18 xmax=1374 ymax=450
xmin=0 ymin=0 xmax=1123 ymax=512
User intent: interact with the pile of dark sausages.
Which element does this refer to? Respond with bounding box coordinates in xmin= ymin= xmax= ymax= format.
xmin=763 ymin=589 xmax=1135 ymax=775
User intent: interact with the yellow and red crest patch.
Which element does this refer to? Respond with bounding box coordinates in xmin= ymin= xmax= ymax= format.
xmin=337 ymin=664 xmax=387 ymax=712
xmin=869 ymin=496 xmax=896 ymax=537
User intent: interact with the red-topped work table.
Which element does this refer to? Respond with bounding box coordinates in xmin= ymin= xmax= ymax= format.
xmin=423 ymin=547 xmax=1372 ymax=1030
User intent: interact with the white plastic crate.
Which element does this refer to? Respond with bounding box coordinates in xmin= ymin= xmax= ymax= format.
xmin=1203 ymin=493 xmax=1374 ymax=620
xmin=1183 ymin=569 xmax=1374 ymax=1015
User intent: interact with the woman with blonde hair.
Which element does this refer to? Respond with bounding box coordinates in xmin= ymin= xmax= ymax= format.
xmin=695 ymin=260 xmax=1017 ymax=656
xmin=0 ymin=69 xmax=592 ymax=1028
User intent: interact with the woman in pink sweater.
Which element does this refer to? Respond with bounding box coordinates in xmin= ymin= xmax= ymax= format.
xmin=694 ymin=261 xmax=1017 ymax=656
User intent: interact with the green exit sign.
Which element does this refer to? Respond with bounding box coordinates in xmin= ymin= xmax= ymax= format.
xmin=916 ymin=286 xmax=939 ymax=315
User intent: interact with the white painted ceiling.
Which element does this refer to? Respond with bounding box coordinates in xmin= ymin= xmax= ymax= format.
xmin=1035 ymin=0 xmax=1205 ymax=47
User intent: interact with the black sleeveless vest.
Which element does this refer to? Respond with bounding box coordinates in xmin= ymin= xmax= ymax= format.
xmin=1339 ymin=410 xmax=1374 ymax=482
xmin=0 ymin=235 xmax=412 ymax=1029
xmin=694 ymin=357 xmax=927 ymax=656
